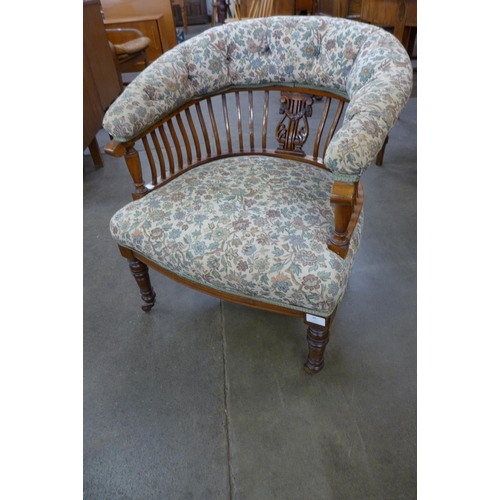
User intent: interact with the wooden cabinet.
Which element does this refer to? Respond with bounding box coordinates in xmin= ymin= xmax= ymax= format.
xmin=104 ymin=14 xmax=170 ymax=69
xmin=315 ymin=0 xmax=361 ymax=18
xmin=360 ymin=0 xmax=417 ymax=52
xmin=294 ymin=0 xmax=316 ymax=14
xmin=274 ymin=0 xmax=315 ymax=15
xmin=83 ymin=0 xmax=123 ymax=166
xmin=314 ymin=0 xmax=417 ymax=56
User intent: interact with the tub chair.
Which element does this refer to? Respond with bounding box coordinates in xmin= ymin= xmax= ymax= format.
xmin=103 ymin=16 xmax=413 ymax=373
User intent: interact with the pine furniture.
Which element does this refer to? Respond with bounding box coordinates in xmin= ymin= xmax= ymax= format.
xmin=83 ymin=0 xmax=123 ymax=167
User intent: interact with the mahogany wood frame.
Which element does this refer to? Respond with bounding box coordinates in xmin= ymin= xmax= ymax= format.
xmin=106 ymin=85 xmax=367 ymax=373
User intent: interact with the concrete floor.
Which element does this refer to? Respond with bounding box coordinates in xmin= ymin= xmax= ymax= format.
xmin=84 ymin=22 xmax=417 ymax=500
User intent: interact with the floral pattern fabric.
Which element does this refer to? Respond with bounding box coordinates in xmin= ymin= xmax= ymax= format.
xmin=110 ymin=156 xmax=363 ymax=316
xmin=103 ymin=16 xmax=413 ymax=181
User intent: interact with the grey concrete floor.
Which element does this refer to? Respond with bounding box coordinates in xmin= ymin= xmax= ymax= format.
xmin=84 ymin=24 xmax=417 ymax=500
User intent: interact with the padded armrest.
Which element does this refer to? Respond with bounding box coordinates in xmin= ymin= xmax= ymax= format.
xmin=325 ymin=30 xmax=413 ymax=182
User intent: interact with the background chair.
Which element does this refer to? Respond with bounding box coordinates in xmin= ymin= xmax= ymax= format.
xmin=224 ymin=0 xmax=241 ymax=21
xmin=247 ymin=0 xmax=274 ymax=18
xmin=211 ymin=0 xmax=218 ymax=25
xmin=225 ymin=0 xmax=274 ymax=22
xmin=106 ymin=28 xmax=151 ymax=80
xmin=171 ymin=0 xmax=189 ymax=34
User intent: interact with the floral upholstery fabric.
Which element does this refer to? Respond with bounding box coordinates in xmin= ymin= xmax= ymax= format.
xmin=103 ymin=16 xmax=413 ymax=181
xmin=110 ymin=156 xmax=363 ymax=316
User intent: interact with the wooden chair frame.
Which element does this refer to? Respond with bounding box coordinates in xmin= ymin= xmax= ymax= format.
xmin=225 ymin=0 xmax=274 ymax=22
xmin=105 ymin=85 xmax=364 ymax=374
xmin=171 ymin=0 xmax=188 ymax=34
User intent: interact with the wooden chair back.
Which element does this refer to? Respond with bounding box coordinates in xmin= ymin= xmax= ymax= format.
xmin=105 ymin=88 xmax=348 ymax=199
xmin=225 ymin=0 xmax=274 ymax=21
xmin=248 ymin=0 xmax=274 ymax=18
xmin=170 ymin=0 xmax=188 ymax=34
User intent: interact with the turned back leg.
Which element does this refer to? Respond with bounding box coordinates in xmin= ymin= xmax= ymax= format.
xmin=127 ymin=258 xmax=156 ymax=312
xmin=376 ymin=135 xmax=389 ymax=166
xmin=117 ymin=245 xmax=156 ymax=311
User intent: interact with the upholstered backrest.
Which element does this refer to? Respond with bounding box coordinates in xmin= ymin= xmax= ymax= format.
xmin=103 ymin=16 xmax=413 ymax=181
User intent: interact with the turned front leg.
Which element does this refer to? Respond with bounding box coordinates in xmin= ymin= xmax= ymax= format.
xmin=127 ymin=258 xmax=156 ymax=312
xmin=303 ymin=314 xmax=333 ymax=374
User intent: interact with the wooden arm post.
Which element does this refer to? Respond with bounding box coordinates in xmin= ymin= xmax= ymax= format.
xmin=104 ymin=140 xmax=149 ymax=200
xmin=124 ymin=146 xmax=150 ymax=199
xmin=328 ymin=181 xmax=362 ymax=259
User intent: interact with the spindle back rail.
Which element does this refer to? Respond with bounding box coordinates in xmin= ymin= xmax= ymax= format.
xmin=105 ymin=86 xmax=349 ymax=200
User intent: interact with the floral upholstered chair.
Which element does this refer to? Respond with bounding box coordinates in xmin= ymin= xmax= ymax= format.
xmin=103 ymin=16 xmax=413 ymax=373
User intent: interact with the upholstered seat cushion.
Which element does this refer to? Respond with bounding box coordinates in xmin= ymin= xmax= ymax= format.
xmin=110 ymin=156 xmax=363 ymax=316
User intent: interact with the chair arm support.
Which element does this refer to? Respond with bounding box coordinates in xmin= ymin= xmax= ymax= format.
xmin=105 ymin=140 xmax=150 ymax=199
xmin=328 ymin=181 xmax=364 ymax=259
xmin=104 ymin=139 xmax=127 ymax=157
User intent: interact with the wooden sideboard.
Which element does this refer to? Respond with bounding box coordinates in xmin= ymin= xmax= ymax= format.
xmin=83 ymin=0 xmax=123 ymax=166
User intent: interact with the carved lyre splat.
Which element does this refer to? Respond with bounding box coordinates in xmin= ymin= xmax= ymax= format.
xmin=275 ymin=92 xmax=313 ymax=157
